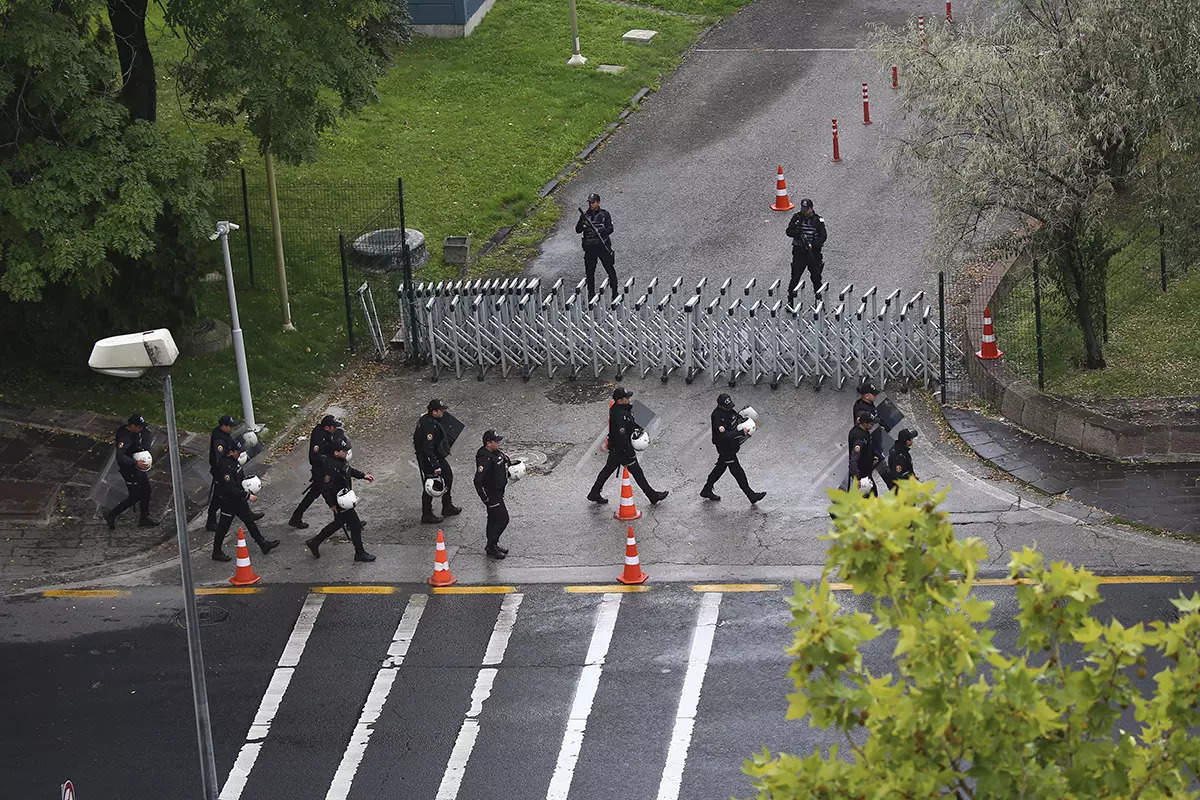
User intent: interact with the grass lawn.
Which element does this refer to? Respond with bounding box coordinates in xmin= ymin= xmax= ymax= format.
xmin=0 ymin=0 xmax=751 ymax=433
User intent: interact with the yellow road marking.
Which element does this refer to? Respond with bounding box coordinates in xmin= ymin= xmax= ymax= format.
xmin=195 ymin=587 xmax=265 ymax=595
xmin=974 ymin=576 xmax=1193 ymax=587
xmin=312 ymin=586 xmax=397 ymax=594
xmin=432 ymin=586 xmax=517 ymax=595
xmin=828 ymin=582 xmax=855 ymax=591
xmin=565 ymin=585 xmax=652 ymax=593
xmin=691 ymin=583 xmax=780 ymax=593
xmin=42 ymin=589 xmax=130 ymax=598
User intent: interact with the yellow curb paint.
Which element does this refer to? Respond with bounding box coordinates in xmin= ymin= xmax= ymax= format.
xmin=565 ymin=585 xmax=652 ymax=593
xmin=312 ymin=586 xmax=397 ymax=594
xmin=691 ymin=584 xmax=781 ymax=593
xmin=1096 ymin=575 xmax=1193 ymax=585
xmin=973 ymin=578 xmax=1030 ymax=586
xmin=828 ymin=583 xmax=855 ymax=592
xmin=195 ymin=587 xmax=265 ymax=595
xmin=432 ymin=586 xmax=517 ymax=595
xmin=42 ymin=589 xmax=130 ymax=598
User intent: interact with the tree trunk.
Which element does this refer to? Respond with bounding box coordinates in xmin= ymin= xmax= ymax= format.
xmin=107 ymin=0 xmax=156 ymax=122
xmin=1065 ymin=247 xmax=1107 ymax=369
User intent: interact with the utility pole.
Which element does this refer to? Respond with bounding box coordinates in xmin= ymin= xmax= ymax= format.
xmin=567 ymin=0 xmax=587 ymax=66
xmin=264 ymin=151 xmax=296 ymax=331
xmin=211 ymin=221 xmax=258 ymax=430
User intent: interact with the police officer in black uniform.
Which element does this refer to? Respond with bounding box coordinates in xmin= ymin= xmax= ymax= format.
xmin=785 ymin=198 xmax=828 ymax=305
xmin=474 ymin=430 xmax=512 ymax=560
xmin=104 ymin=414 xmax=156 ymax=529
xmin=211 ymin=439 xmax=279 ymax=561
xmin=587 ymin=387 xmax=668 ymax=505
xmin=852 ymin=380 xmax=887 ymax=469
xmin=414 ymin=399 xmax=462 ymax=524
xmin=205 ymin=415 xmax=237 ymax=531
xmin=700 ymin=394 xmax=766 ymax=504
xmin=887 ymin=428 xmax=919 ymax=489
xmin=289 ymin=414 xmax=340 ymax=529
xmin=849 ymin=410 xmax=881 ymax=497
xmin=575 ymin=192 xmax=618 ymax=302
xmin=305 ymin=432 xmax=376 ymax=562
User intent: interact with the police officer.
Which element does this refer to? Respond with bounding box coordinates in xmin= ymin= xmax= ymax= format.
xmin=414 ymin=399 xmax=462 ymax=524
xmin=853 ymin=380 xmax=887 ymax=468
xmin=785 ymin=198 xmax=827 ymax=305
xmin=104 ymin=414 xmax=156 ymax=529
xmin=887 ymin=428 xmax=919 ymax=488
xmin=305 ymin=432 xmax=376 ymax=562
xmin=474 ymin=430 xmax=512 ymax=560
xmin=575 ymin=192 xmax=618 ymax=302
xmin=211 ymin=439 xmax=279 ymax=561
xmin=849 ymin=410 xmax=881 ymax=497
xmin=587 ymin=387 xmax=668 ymax=505
xmin=205 ymin=415 xmax=237 ymax=531
xmin=289 ymin=414 xmax=340 ymax=529
xmin=700 ymin=394 xmax=766 ymax=504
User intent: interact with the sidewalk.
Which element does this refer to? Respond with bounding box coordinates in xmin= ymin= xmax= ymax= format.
xmin=943 ymin=406 xmax=1200 ymax=537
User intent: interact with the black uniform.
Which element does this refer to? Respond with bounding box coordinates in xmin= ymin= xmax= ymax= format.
xmin=576 ymin=207 xmax=618 ymax=301
xmin=290 ymin=423 xmax=335 ymax=526
xmin=701 ymin=405 xmax=764 ymax=503
xmin=414 ymin=413 xmax=458 ymax=520
xmin=853 ymin=397 xmax=886 ymax=463
xmin=887 ymin=440 xmax=916 ymax=487
xmin=848 ymin=425 xmax=880 ymax=496
xmin=109 ymin=425 xmax=152 ymax=523
xmin=307 ymin=455 xmax=372 ymax=560
xmin=588 ymin=403 xmax=665 ymax=501
xmin=785 ymin=210 xmax=827 ymax=303
xmin=212 ymin=457 xmax=276 ymax=558
xmin=205 ymin=426 xmax=236 ymax=530
xmin=474 ymin=446 xmax=511 ymax=551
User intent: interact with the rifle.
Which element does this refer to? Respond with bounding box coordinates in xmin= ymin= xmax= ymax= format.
xmin=577 ymin=208 xmax=614 ymax=256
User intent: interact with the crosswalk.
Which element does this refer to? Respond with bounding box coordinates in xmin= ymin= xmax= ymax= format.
xmin=212 ymin=586 xmax=803 ymax=800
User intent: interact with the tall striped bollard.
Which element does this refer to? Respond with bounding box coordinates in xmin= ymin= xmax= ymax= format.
xmin=831 ymin=119 xmax=841 ymax=163
xmin=861 ymin=83 xmax=872 ymax=126
xmin=892 ymin=65 xmax=898 ymax=89
xmin=919 ymin=15 xmax=926 ymax=36
xmin=946 ymin=1 xmax=952 ymax=23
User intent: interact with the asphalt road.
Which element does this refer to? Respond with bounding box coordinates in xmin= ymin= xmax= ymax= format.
xmin=3 ymin=579 xmax=1194 ymax=798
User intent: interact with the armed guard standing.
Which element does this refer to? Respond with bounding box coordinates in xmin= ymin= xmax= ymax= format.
xmin=848 ymin=410 xmax=881 ymax=497
xmin=104 ymin=414 xmax=156 ymax=529
xmin=305 ymin=432 xmax=376 ymax=562
xmin=887 ymin=428 xmax=919 ymax=488
xmin=587 ymin=387 xmax=668 ymax=505
xmin=414 ymin=399 xmax=462 ymax=524
xmin=700 ymin=394 xmax=766 ymax=504
xmin=206 ymin=415 xmax=237 ymax=532
xmin=211 ymin=439 xmax=279 ymax=561
xmin=289 ymin=415 xmax=340 ymax=529
xmin=474 ymin=430 xmax=517 ymax=560
xmin=785 ymin=198 xmax=827 ymax=305
xmin=576 ymin=192 xmax=618 ymax=302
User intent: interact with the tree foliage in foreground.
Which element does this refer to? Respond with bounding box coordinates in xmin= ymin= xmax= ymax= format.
xmin=745 ymin=481 xmax=1200 ymax=799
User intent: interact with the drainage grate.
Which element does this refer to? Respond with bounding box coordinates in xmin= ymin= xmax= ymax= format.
xmin=173 ymin=600 xmax=230 ymax=629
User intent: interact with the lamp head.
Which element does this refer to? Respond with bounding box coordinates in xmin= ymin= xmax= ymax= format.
xmin=88 ymin=329 xmax=179 ymax=378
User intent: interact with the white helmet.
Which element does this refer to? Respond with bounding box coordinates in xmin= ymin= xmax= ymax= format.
xmin=631 ymin=428 xmax=650 ymax=451
xmin=859 ymin=477 xmax=874 ymax=496
xmin=241 ymin=476 xmax=262 ymax=494
xmin=424 ymin=476 xmax=446 ymax=498
xmin=345 ymin=448 xmax=353 ymax=461
xmin=736 ymin=418 xmax=757 ymax=436
xmin=507 ymin=460 xmax=527 ymax=481
xmin=237 ymin=451 xmax=249 ymax=467
xmin=240 ymin=430 xmax=258 ymax=449
xmin=740 ymin=406 xmax=759 ymax=422
xmin=133 ymin=451 xmax=152 ymax=471
xmin=337 ymin=488 xmax=358 ymax=509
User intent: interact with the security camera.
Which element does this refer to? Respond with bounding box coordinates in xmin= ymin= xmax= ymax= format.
xmin=88 ymin=329 xmax=179 ymax=378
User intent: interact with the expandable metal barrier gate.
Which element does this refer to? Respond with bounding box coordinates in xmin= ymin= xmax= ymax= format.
xmin=400 ymin=276 xmax=951 ymax=389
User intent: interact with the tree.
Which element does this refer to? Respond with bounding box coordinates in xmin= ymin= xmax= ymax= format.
xmin=744 ymin=481 xmax=1200 ymax=799
xmin=869 ymin=1 xmax=1200 ymax=369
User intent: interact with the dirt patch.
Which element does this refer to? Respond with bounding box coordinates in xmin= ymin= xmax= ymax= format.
xmin=545 ymin=378 xmax=615 ymax=405
xmin=1069 ymin=396 xmax=1200 ymax=427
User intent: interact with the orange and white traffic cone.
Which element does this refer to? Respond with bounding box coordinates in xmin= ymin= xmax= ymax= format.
xmin=613 ymin=467 xmax=642 ymax=521
xmin=228 ymin=528 xmax=262 ymax=586
xmin=976 ymin=305 xmax=1004 ymax=360
xmin=770 ymin=165 xmax=796 ymax=211
xmin=427 ymin=529 xmax=457 ymax=587
xmin=617 ymin=525 xmax=649 ymax=584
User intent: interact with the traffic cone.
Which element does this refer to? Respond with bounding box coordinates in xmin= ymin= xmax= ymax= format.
xmin=613 ymin=467 xmax=642 ymax=521
xmin=228 ymin=528 xmax=262 ymax=586
xmin=427 ymin=529 xmax=457 ymax=587
xmin=976 ymin=305 xmax=1004 ymax=360
xmin=617 ymin=525 xmax=649 ymax=584
xmin=770 ymin=165 xmax=795 ymax=211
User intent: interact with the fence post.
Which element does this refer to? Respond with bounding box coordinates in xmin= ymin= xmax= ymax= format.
xmin=240 ymin=167 xmax=255 ymax=288
xmin=398 ymin=177 xmax=422 ymax=363
xmin=1158 ymin=160 xmax=1168 ymax=292
xmin=1032 ymin=257 xmax=1045 ymax=391
xmin=938 ymin=271 xmax=947 ymax=404
xmin=339 ymin=232 xmax=356 ymax=355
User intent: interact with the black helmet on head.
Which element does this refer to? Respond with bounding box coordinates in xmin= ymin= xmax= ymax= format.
xmin=856 ymin=410 xmax=878 ymax=425
xmin=717 ymin=393 xmax=734 ymax=410
xmin=587 ymin=192 xmax=600 ymax=203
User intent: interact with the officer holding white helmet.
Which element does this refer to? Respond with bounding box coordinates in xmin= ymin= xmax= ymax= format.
xmin=211 ymin=439 xmax=279 ymax=561
xmin=849 ymin=410 xmax=881 ymax=498
xmin=587 ymin=387 xmax=668 ymax=505
xmin=414 ymin=399 xmax=463 ymax=524
xmin=289 ymin=414 xmax=342 ymax=529
xmin=306 ymin=432 xmax=376 ymax=562
xmin=104 ymin=414 xmax=156 ymax=530
xmin=474 ymin=430 xmax=514 ymax=560
xmin=700 ymin=394 xmax=766 ymax=504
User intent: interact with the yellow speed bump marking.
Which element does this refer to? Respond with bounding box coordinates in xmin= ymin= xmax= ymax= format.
xmin=42 ymin=589 xmax=130 ymax=598
xmin=565 ymin=584 xmax=652 ymax=593
xmin=312 ymin=586 xmax=397 ymax=594
xmin=690 ymin=583 xmax=781 ymax=593
xmin=195 ymin=587 xmax=265 ymax=595
xmin=432 ymin=585 xmax=517 ymax=595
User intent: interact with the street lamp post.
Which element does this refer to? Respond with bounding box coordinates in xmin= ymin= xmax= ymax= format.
xmin=567 ymin=0 xmax=587 ymax=66
xmin=211 ymin=221 xmax=258 ymax=430
xmin=88 ymin=329 xmax=219 ymax=800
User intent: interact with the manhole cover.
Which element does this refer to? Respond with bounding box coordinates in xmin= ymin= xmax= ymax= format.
xmin=546 ymin=378 xmax=614 ymax=405
xmin=173 ymin=601 xmax=230 ymax=629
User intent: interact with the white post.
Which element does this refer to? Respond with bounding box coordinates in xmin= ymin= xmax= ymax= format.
xmin=211 ymin=221 xmax=258 ymax=430
xmin=567 ymin=0 xmax=587 ymax=65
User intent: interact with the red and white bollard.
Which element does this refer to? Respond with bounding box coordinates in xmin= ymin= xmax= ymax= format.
xmin=861 ymin=83 xmax=872 ymax=126
xmin=946 ymin=1 xmax=953 ymax=23
xmin=918 ymin=15 xmax=926 ymax=36
xmin=831 ymin=119 xmax=841 ymax=163
xmin=892 ymin=65 xmax=899 ymax=89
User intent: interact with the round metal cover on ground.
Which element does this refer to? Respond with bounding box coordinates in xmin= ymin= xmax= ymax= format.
xmin=173 ymin=601 xmax=230 ymax=629
xmin=350 ymin=228 xmax=429 ymax=272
